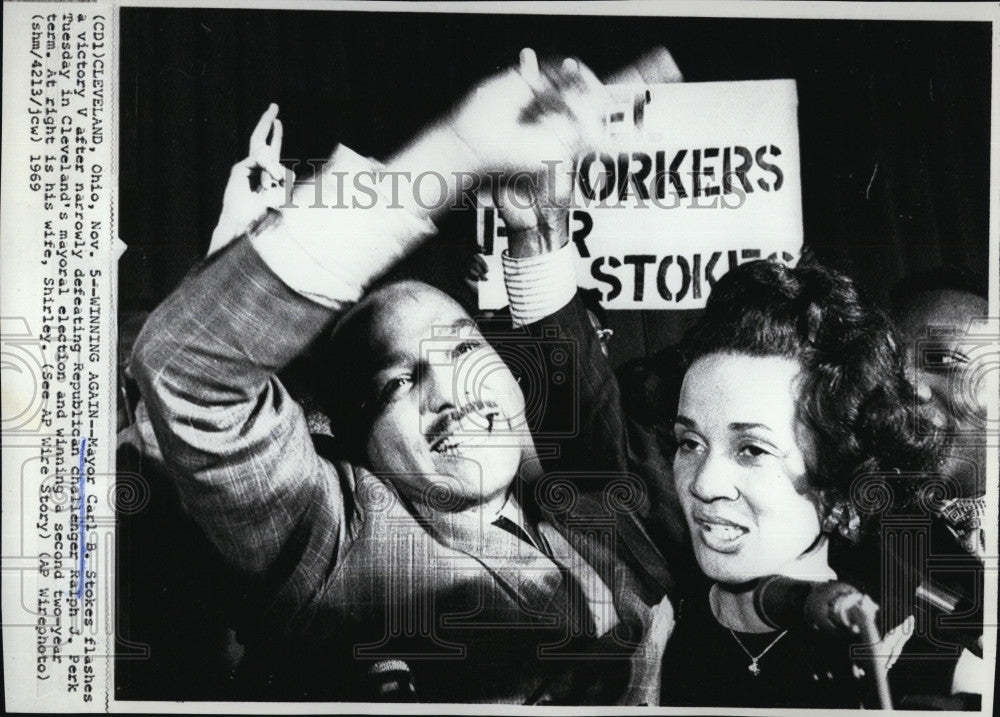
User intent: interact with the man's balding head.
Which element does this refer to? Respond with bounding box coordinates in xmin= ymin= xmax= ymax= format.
xmin=316 ymin=280 xmax=530 ymax=512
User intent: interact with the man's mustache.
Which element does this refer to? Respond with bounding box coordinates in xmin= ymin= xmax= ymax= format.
xmin=425 ymin=399 xmax=502 ymax=443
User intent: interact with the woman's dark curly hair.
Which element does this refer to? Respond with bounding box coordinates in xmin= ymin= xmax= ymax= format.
xmin=679 ymin=260 xmax=941 ymax=558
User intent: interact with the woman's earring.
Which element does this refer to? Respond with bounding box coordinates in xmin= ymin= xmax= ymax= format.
xmin=822 ymin=500 xmax=862 ymax=543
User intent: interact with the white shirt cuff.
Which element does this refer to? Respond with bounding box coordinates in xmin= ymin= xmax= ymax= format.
xmin=252 ymin=145 xmax=437 ymax=310
xmin=502 ymin=241 xmax=577 ymax=327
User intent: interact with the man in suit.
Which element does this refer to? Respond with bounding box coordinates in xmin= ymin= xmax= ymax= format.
xmin=130 ymin=51 xmax=673 ymax=704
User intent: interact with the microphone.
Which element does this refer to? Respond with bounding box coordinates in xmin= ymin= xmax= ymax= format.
xmin=753 ymin=576 xmax=892 ymax=709
xmin=914 ymin=579 xmax=983 ymax=658
xmin=365 ymin=659 xmax=418 ymax=702
xmin=753 ymin=576 xmax=879 ymax=635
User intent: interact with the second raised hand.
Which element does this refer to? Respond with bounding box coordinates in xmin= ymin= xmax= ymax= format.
xmin=493 ymin=166 xmax=571 ymax=259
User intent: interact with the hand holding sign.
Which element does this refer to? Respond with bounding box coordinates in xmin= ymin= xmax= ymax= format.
xmin=448 ymin=48 xmax=610 ymax=176
xmin=484 ymin=47 xmax=686 ymax=269
xmin=492 ymin=163 xmax=572 ymax=259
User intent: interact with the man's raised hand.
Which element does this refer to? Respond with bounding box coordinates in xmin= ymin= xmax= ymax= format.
xmin=208 ymin=103 xmax=288 ymax=257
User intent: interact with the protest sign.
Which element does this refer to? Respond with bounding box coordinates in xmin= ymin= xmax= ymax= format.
xmin=477 ymin=80 xmax=803 ymax=310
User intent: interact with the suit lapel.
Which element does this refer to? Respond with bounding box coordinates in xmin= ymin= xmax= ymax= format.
xmin=550 ymin=484 xmax=675 ymax=599
xmin=612 ymin=509 xmax=676 ymax=597
xmin=410 ymin=499 xmax=569 ymax=623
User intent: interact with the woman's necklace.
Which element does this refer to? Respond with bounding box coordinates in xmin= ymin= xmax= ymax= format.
xmin=728 ymin=628 xmax=788 ymax=676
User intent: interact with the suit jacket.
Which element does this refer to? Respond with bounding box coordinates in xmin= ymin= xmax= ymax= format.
xmin=131 ymin=234 xmax=674 ymax=703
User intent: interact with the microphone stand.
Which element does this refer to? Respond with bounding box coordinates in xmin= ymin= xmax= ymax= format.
xmin=849 ymin=603 xmax=894 ymax=710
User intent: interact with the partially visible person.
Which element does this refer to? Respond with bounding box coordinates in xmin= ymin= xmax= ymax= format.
xmin=887 ymin=267 xmax=991 ymax=707
xmin=657 ymin=260 xmax=984 ymax=709
xmin=891 ymin=267 xmax=990 ymax=558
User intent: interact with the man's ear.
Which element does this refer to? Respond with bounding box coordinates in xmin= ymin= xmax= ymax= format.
xmin=517 ymin=442 xmax=543 ymax=484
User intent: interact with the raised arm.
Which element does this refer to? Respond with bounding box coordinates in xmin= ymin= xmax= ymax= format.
xmin=496 ymin=48 xmax=685 ymax=476
xmin=130 ymin=52 xmax=611 ymax=580
xmin=495 ymin=50 xmax=687 ymax=601
xmin=496 ymin=170 xmax=622 ymax=474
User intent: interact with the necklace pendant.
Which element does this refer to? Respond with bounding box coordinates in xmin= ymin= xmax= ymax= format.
xmin=728 ymin=627 xmax=786 ymax=678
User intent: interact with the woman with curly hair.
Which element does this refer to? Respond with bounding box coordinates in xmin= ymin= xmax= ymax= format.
xmin=658 ymin=259 xmax=979 ymax=709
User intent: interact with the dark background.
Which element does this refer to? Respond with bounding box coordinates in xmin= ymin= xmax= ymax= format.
xmin=119 ymin=7 xmax=991 ymax=369
xmin=116 ymin=8 xmax=992 ymax=701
